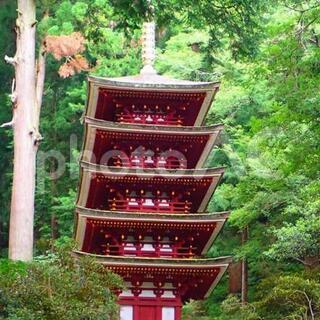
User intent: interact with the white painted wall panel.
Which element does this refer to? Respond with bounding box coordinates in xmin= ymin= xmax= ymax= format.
xmin=162 ymin=307 xmax=175 ymax=320
xmin=120 ymin=306 xmax=133 ymax=320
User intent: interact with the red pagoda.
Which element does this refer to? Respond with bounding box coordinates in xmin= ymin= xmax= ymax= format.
xmin=74 ymin=21 xmax=231 ymax=320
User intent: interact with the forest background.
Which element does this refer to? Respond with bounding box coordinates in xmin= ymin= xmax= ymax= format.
xmin=0 ymin=0 xmax=319 ymax=319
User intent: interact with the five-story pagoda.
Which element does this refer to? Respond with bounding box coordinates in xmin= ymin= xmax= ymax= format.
xmin=74 ymin=20 xmax=231 ymax=320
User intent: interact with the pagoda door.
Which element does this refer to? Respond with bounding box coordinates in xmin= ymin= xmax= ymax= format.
xmin=137 ymin=306 xmax=176 ymax=320
xmin=120 ymin=304 xmax=177 ymax=320
xmin=137 ymin=306 xmax=157 ymax=320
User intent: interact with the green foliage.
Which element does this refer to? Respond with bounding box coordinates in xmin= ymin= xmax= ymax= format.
xmin=33 ymin=0 xmax=141 ymax=247
xmin=71 ymin=2 xmax=89 ymax=21
xmin=0 ymin=244 xmax=122 ymax=320
xmin=182 ymin=300 xmax=209 ymax=320
xmin=266 ymin=212 xmax=320 ymax=264
xmin=156 ymin=30 xmax=211 ymax=80
xmin=110 ymin=0 xmax=271 ymax=58
xmin=169 ymin=1 xmax=320 ymax=318
xmin=211 ymin=271 xmax=320 ymax=320
xmin=256 ymin=271 xmax=320 ymax=320
xmin=220 ymin=295 xmax=261 ymax=320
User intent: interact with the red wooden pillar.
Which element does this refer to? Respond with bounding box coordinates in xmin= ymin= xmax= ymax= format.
xmin=175 ymin=305 xmax=182 ymax=320
xmin=133 ymin=304 xmax=139 ymax=320
xmin=156 ymin=304 xmax=162 ymax=320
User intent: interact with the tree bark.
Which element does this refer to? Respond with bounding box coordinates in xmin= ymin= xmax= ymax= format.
xmin=228 ymin=261 xmax=242 ymax=294
xmin=50 ymin=164 xmax=59 ymax=241
xmin=35 ymin=42 xmax=46 ymax=135
xmin=304 ymin=256 xmax=320 ymax=270
xmin=241 ymin=227 xmax=248 ymax=304
xmin=9 ymin=0 xmax=37 ymax=261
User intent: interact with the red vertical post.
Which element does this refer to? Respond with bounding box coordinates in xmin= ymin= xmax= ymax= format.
xmin=156 ymin=305 xmax=162 ymax=320
xmin=175 ymin=305 xmax=182 ymax=320
xmin=133 ymin=305 xmax=139 ymax=320
xmin=241 ymin=227 xmax=248 ymax=304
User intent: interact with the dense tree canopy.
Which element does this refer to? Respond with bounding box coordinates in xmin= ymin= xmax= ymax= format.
xmin=110 ymin=0 xmax=269 ymax=57
xmin=0 ymin=243 xmax=122 ymax=319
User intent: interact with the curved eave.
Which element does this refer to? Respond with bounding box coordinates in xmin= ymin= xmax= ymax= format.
xmin=88 ymin=74 xmax=220 ymax=91
xmin=85 ymin=116 xmax=224 ymax=134
xmin=73 ymin=250 xmax=231 ymax=299
xmin=73 ymin=250 xmax=231 ymax=266
xmin=80 ymin=161 xmax=225 ymax=177
xmin=76 ymin=205 xmax=229 ymax=221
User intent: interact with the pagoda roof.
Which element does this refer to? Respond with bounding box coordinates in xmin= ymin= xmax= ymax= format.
xmin=80 ymin=161 xmax=225 ymax=177
xmin=85 ymin=116 xmax=224 ymax=134
xmin=86 ymin=75 xmax=220 ymax=126
xmin=75 ymin=206 xmax=229 ymax=255
xmin=82 ymin=117 xmax=223 ymax=169
xmin=75 ymin=205 xmax=229 ymax=221
xmin=88 ymin=74 xmax=220 ymax=90
xmin=73 ymin=250 xmax=231 ymax=269
xmin=73 ymin=250 xmax=231 ymax=300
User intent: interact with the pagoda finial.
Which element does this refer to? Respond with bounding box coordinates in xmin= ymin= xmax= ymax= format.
xmin=140 ymin=2 xmax=157 ymax=75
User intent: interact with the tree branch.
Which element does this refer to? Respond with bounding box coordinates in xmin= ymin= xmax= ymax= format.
xmin=309 ymin=33 xmax=320 ymax=47
xmin=35 ymin=42 xmax=46 ymax=118
xmin=10 ymin=78 xmax=17 ymax=104
xmin=293 ymin=257 xmax=320 ymax=268
xmin=31 ymin=10 xmax=49 ymax=145
xmin=284 ymin=2 xmax=320 ymax=13
xmin=294 ymin=257 xmax=310 ymax=266
xmin=4 ymin=55 xmax=17 ymax=65
xmin=33 ymin=42 xmax=47 ymax=145
xmin=0 ymin=119 xmax=14 ymax=128
xmin=296 ymin=290 xmax=315 ymax=320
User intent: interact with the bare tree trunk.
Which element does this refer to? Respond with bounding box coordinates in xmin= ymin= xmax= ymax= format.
xmin=35 ymin=42 xmax=46 ymax=133
xmin=228 ymin=261 xmax=242 ymax=294
xmin=9 ymin=0 xmax=37 ymax=261
xmin=50 ymin=165 xmax=59 ymax=241
xmin=304 ymin=256 xmax=320 ymax=270
xmin=241 ymin=227 xmax=248 ymax=304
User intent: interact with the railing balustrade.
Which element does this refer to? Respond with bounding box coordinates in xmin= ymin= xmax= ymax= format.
xmin=108 ymin=198 xmax=191 ymax=213
xmin=101 ymin=242 xmax=197 ymax=258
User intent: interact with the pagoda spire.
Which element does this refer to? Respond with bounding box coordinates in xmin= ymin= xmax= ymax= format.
xmin=141 ymin=2 xmax=156 ymax=75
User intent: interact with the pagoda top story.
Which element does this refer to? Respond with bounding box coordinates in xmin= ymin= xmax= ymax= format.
xmin=86 ymin=22 xmax=220 ymax=127
xmin=86 ymin=76 xmax=219 ymax=127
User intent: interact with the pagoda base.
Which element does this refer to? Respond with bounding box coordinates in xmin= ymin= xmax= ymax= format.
xmin=119 ymin=294 xmax=182 ymax=320
xmin=72 ymin=251 xmax=230 ymax=320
